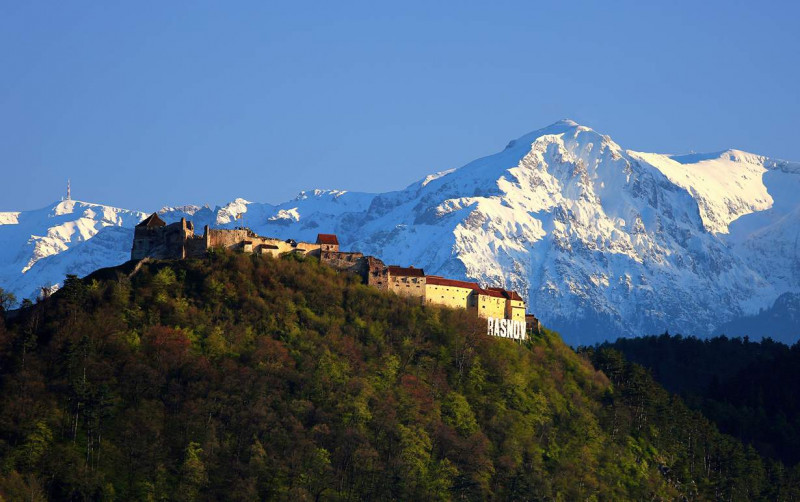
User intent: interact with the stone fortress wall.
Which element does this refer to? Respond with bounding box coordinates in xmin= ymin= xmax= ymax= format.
xmin=425 ymin=278 xmax=477 ymax=311
xmin=131 ymin=215 xmax=198 ymax=260
xmin=132 ymin=213 xmax=325 ymax=261
xmin=131 ymin=213 xmax=535 ymax=326
xmin=206 ymin=228 xmax=320 ymax=257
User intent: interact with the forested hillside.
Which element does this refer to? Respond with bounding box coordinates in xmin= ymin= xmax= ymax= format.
xmin=599 ymin=334 xmax=800 ymax=467
xmin=0 ymin=253 xmax=798 ymax=500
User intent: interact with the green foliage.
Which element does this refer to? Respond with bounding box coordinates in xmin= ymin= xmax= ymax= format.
xmin=0 ymin=252 xmax=795 ymax=500
xmin=586 ymin=345 xmax=800 ymax=501
xmin=600 ymin=334 xmax=800 ymax=466
xmin=4 ymin=420 xmax=53 ymax=472
xmin=178 ymin=442 xmax=208 ymax=502
xmin=441 ymin=392 xmax=478 ymax=437
xmin=0 ymin=287 xmax=16 ymax=312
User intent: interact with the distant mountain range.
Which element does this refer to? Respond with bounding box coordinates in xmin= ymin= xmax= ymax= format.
xmin=2 ymin=120 xmax=799 ymax=344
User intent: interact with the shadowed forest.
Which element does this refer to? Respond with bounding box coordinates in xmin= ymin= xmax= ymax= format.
xmin=598 ymin=334 xmax=800 ymax=467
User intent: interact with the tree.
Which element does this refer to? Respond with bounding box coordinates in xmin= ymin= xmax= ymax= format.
xmin=178 ymin=442 xmax=208 ymax=502
xmin=441 ymin=392 xmax=478 ymax=437
xmin=0 ymin=287 xmax=16 ymax=312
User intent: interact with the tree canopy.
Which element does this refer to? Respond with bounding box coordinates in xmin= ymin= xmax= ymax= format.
xmin=0 ymin=252 xmax=797 ymax=500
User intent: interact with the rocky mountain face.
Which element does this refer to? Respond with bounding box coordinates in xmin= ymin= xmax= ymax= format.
xmin=2 ymin=120 xmax=798 ymax=344
xmin=0 ymin=200 xmax=146 ymax=301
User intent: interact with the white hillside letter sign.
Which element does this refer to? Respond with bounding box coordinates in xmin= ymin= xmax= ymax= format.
xmin=487 ymin=317 xmax=527 ymax=341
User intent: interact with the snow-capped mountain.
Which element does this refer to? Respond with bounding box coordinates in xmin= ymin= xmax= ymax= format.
xmin=2 ymin=120 xmax=798 ymax=344
xmin=0 ymin=200 xmax=147 ymax=301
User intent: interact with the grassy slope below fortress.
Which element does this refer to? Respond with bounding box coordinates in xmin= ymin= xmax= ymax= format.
xmin=0 ymin=252 xmax=797 ymax=500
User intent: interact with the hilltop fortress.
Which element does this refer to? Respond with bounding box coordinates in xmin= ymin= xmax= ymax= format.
xmin=131 ymin=213 xmax=537 ymax=333
xmin=131 ymin=213 xmax=327 ymax=260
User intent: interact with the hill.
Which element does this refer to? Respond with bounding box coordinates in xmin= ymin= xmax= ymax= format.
xmin=598 ymin=334 xmax=800 ymax=467
xmin=0 ymin=253 xmax=798 ymax=500
xmin=3 ymin=121 xmax=800 ymax=344
xmin=715 ymin=293 xmax=800 ymax=345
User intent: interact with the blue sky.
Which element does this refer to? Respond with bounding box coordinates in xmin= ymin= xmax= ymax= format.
xmin=1 ymin=1 xmax=798 ymax=211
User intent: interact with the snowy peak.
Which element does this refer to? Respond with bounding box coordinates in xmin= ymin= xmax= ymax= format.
xmin=409 ymin=120 xmax=618 ymax=208
xmin=507 ymin=118 xmax=584 ymax=145
xmin=0 ymin=211 xmax=21 ymax=225
xmin=215 ymin=198 xmax=252 ymax=225
xmin=507 ymin=119 xmax=611 ymax=152
xmin=294 ymin=189 xmax=350 ymax=201
xmin=0 ymin=200 xmax=147 ymax=299
xmin=1 ymin=121 xmax=799 ymax=343
xmin=630 ymin=148 xmax=774 ymax=234
xmin=158 ymin=204 xmax=204 ymax=216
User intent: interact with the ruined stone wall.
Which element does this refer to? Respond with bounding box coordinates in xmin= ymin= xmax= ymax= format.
xmin=364 ymin=256 xmax=389 ymax=290
xmin=259 ymin=238 xmax=320 ymax=257
xmin=526 ymin=315 xmax=541 ymax=335
xmin=247 ymin=237 xmax=287 ymax=256
xmin=205 ymin=229 xmax=322 ymax=257
xmin=184 ymin=235 xmax=208 ymax=258
xmin=131 ymin=219 xmax=194 ymax=260
xmin=207 ymin=229 xmax=252 ymax=250
xmin=321 ymin=251 xmax=365 ymax=276
xmin=293 ymin=241 xmax=322 ymax=256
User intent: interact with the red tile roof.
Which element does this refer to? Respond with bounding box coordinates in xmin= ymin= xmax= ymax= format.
xmin=507 ymin=291 xmax=524 ymax=301
xmin=426 ymin=277 xmax=519 ymax=299
xmin=137 ymin=213 xmax=166 ymax=228
xmin=487 ymin=287 xmax=524 ymax=301
xmin=479 ymin=288 xmax=505 ymax=298
xmin=316 ymin=233 xmax=339 ymax=245
xmin=425 ymin=276 xmax=481 ymax=290
xmin=387 ymin=265 xmax=425 ymax=277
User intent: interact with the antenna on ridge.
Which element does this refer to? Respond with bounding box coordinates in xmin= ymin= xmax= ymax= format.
xmin=66 ymin=179 xmax=71 ymax=201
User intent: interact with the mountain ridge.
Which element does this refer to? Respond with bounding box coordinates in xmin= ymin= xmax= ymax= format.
xmin=2 ymin=120 xmax=798 ymax=344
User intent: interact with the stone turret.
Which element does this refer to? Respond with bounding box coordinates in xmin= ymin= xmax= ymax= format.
xmin=316 ymin=233 xmax=340 ymax=252
xmin=131 ymin=213 xmax=195 ymax=260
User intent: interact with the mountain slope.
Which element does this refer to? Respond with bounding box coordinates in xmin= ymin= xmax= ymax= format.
xmin=1 ymin=253 xmax=795 ymax=500
xmin=597 ymin=334 xmax=800 ymax=466
xmin=232 ymin=120 xmax=797 ymax=343
xmin=0 ymin=200 xmax=146 ymax=300
xmin=2 ymin=120 xmax=799 ymax=343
